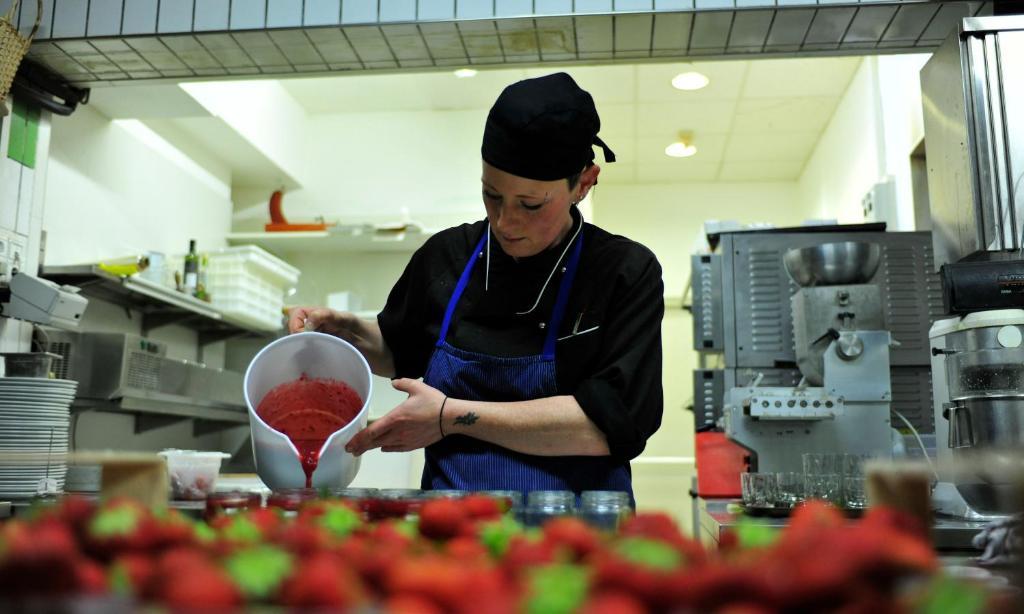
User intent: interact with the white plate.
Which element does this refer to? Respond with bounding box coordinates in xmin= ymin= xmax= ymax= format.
xmin=0 ymin=377 xmax=77 ymax=385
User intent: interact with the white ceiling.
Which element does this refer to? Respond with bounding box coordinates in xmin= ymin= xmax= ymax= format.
xmin=88 ymin=56 xmax=862 ymax=185
xmin=279 ymin=57 xmax=863 ymax=183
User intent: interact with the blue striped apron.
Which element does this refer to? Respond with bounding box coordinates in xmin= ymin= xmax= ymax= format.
xmin=421 ymin=228 xmax=633 ymax=500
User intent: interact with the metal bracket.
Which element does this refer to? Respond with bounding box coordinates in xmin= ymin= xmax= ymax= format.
xmin=134 ymin=414 xmax=187 ymax=434
xmin=193 ymin=419 xmax=245 ymax=438
xmin=141 ymin=311 xmax=200 ymax=334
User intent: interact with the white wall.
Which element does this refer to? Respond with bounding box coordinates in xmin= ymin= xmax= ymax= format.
xmin=798 ymin=54 xmax=931 ymax=228
xmin=45 ymin=105 xmax=233 ymax=264
xmin=594 ymin=182 xmax=806 ymax=297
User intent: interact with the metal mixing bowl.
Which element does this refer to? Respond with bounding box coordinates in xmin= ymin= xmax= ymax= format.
xmin=783 ymin=241 xmax=881 ymax=287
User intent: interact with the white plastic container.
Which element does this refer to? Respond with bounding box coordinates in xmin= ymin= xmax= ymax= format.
xmin=159 ymin=450 xmax=232 ymax=500
xmin=168 ymin=246 xmax=300 ymax=331
xmin=243 ymin=332 xmax=373 ymax=491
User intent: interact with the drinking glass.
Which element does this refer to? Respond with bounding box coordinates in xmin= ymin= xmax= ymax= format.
xmin=740 ymin=472 xmax=778 ymax=508
xmin=775 ymin=472 xmax=805 ymax=508
xmin=804 ymin=474 xmax=841 ymax=503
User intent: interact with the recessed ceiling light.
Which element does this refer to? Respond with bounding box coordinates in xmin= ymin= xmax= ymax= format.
xmin=666 ymin=131 xmax=697 ymax=158
xmin=454 ymin=68 xmax=478 ymax=78
xmin=671 ymin=71 xmax=709 ymax=91
xmin=665 ymin=142 xmax=698 ymax=158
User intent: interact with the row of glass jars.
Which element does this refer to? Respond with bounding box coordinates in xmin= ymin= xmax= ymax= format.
xmin=205 ymin=488 xmax=633 ymax=530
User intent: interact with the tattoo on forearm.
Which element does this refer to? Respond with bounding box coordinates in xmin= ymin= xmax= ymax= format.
xmin=454 ymin=412 xmax=479 ymax=427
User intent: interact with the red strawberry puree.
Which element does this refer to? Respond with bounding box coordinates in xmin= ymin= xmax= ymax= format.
xmin=256 ymin=374 xmax=363 ymax=487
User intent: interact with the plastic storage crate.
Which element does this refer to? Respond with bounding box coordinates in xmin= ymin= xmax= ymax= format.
xmin=200 ymin=246 xmax=300 ymax=331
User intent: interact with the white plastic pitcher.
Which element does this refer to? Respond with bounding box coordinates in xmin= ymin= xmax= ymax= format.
xmin=243 ymin=332 xmax=373 ymax=490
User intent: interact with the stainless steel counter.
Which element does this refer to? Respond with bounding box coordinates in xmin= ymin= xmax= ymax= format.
xmin=696 ymin=497 xmax=988 ymax=552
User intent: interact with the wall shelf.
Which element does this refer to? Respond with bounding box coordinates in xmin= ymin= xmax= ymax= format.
xmin=39 ymin=265 xmax=275 ymax=345
xmin=226 ymin=227 xmax=432 ymax=255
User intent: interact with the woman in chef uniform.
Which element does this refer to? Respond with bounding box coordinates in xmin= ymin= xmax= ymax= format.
xmin=289 ymin=73 xmax=663 ymax=500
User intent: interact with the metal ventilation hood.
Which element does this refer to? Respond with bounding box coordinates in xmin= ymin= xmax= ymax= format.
xmin=12 ymin=1 xmax=991 ymax=86
xmin=45 ymin=331 xmax=248 ymax=427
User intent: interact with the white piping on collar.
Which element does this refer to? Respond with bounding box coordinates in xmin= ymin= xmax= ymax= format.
xmin=481 ymin=214 xmax=583 ymax=316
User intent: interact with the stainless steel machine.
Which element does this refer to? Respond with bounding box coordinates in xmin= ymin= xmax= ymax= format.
xmin=692 ymin=227 xmax=941 ymax=474
xmin=723 ymin=241 xmax=896 ymax=473
xmin=922 ymin=16 xmax=1024 ymax=519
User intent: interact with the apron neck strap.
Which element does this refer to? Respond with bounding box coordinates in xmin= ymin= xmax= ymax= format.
xmin=436 ymin=227 xmax=586 ymax=358
xmin=437 ymin=231 xmax=488 ymax=345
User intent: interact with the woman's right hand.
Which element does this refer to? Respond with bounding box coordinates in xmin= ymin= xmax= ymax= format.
xmin=286 ymin=306 xmax=356 ymax=336
xmin=286 ymin=306 xmax=396 ymax=378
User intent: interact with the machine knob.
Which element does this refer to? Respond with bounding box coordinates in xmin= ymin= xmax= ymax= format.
xmin=835 ymin=333 xmax=864 ymax=361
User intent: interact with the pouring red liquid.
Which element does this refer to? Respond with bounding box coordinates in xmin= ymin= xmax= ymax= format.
xmin=256 ymin=374 xmax=363 ymax=487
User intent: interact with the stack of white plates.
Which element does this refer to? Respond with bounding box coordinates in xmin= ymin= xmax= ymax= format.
xmin=0 ymin=377 xmax=76 ymax=499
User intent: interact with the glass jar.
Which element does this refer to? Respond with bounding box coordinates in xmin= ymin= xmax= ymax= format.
xmin=580 ymin=491 xmax=632 ymax=531
xmin=524 ymin=490 xmax=576 ymax=527
xmin=422 ymin=489 xmax=466 ymax=499
xmin=476 ymin=490 xmax=523 ymax=514
xmin=363 ymin=489 xmax=424 ymax=520
xmin=204 ymin=491 xmax=262 ymax=521
xmin=267 ymin=488 xmax=319 ymax=514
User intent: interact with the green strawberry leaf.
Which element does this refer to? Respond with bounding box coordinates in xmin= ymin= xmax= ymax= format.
xmin=89 ymin=506 xmax=140 ymax=537
xmin=732 ymin=518 xmax=779 ymax=549
xmin=480 ymin=516 xmax=524 ymax=558
xmin=393 ymin=519 xmax=419 ymax=539
xmin=916 ymin=576 xmax=988 ymax=614
xmin=226 ymin=546 xmax=294 ymax=601
xmin=318 ymin=505 xmax=362 ymax=538
xmin=526 ymin=564 xmax=589 ymax=614
xmin=222 ymin=517 xmax=263 ymax=543
xmin=614 ymin=538 xmax=682 ymax=571
xmin=193 ymin=520 xmax=217 ymax=543
xmin=107 ymin=563 xmax=134 ymax=596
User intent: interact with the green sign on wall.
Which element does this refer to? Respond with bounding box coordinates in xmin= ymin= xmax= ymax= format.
xmin=7 ymin=99 xmax=40 ymax=169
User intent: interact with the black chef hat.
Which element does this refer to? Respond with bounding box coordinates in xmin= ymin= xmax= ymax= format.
xmin=481 ymin=72 xmax=616 ymax=181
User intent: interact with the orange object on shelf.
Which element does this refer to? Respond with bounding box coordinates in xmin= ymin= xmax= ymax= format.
xmin=265 ymin=189 xmax=329 ymax=232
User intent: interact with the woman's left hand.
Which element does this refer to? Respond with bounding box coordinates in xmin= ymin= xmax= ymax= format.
xmin=345 ymin=379 xmax=447 ymax=456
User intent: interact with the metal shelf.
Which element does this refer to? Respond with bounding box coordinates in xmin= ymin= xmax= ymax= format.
xmin=226 ymin=226 xmax=432 ymax=255
xmin=39 ymin=265 xmax=275 ymax=346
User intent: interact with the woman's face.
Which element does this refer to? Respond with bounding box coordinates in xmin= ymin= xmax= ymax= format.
xmin=481 ymin=161 xmax=597 ymax=258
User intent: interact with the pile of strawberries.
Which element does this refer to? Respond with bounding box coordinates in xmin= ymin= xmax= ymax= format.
xmin=0 ymin=494 xmax=999 ymax=613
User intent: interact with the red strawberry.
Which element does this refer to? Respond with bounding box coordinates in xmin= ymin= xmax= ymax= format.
xmin=502 ymin=536 xmax=561 ymax=576
xmin=386 ymin=555 xmax=468 ymax=610
xmin=542 ymin=517 xmax=601 ymax=561
xmin=156 ymin=563 xmax=242 ymax=611
xmin=680 ymin=562 xmax=778 ymax=612
xmin=385 ymin=594 xmax=445 ymax=614
xmin=580 ymin=591 xmax=647 ymax=614
xmin=620 ymin=512 xmax=706 ymax=564
xmin=460 ymin=494 xmax=505 ymax=520
xmin=0 ymin=520 xmax=81 ymax=596
xmin=445 ymin=535 xmax=489 ymax=562
xmin=418 ymin=498 xmax=470 ymax=540
xmin=274 ymin=521 xmax=331 ymax=555
xmin=278 ymin=552 xmax=365 ymax=609
xmin=109 ymin=553 xmax=156 ymax=598
xmin=50 ymin=495 xmax=97 ymax=536
xmin=74 ymin=559 xmax=109 ymax=595
xmin=85 ymin=499 xmax=157 ymax=558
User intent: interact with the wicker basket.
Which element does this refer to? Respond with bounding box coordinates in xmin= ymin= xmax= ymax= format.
xmin=0 ymin=0 xmax=41 ymax=103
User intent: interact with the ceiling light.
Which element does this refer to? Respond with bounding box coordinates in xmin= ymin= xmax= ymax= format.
xmin=671 ymin=71 xmax=709 ymax=91
xmin=665 ymin=131 xmax=697 ymax=158
xmin=454 ymin=68 xmax=477 ymax=78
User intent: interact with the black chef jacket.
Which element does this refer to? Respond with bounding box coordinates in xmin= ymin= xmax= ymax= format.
xmin=377 ymin=208 xmax=664 ymax=461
